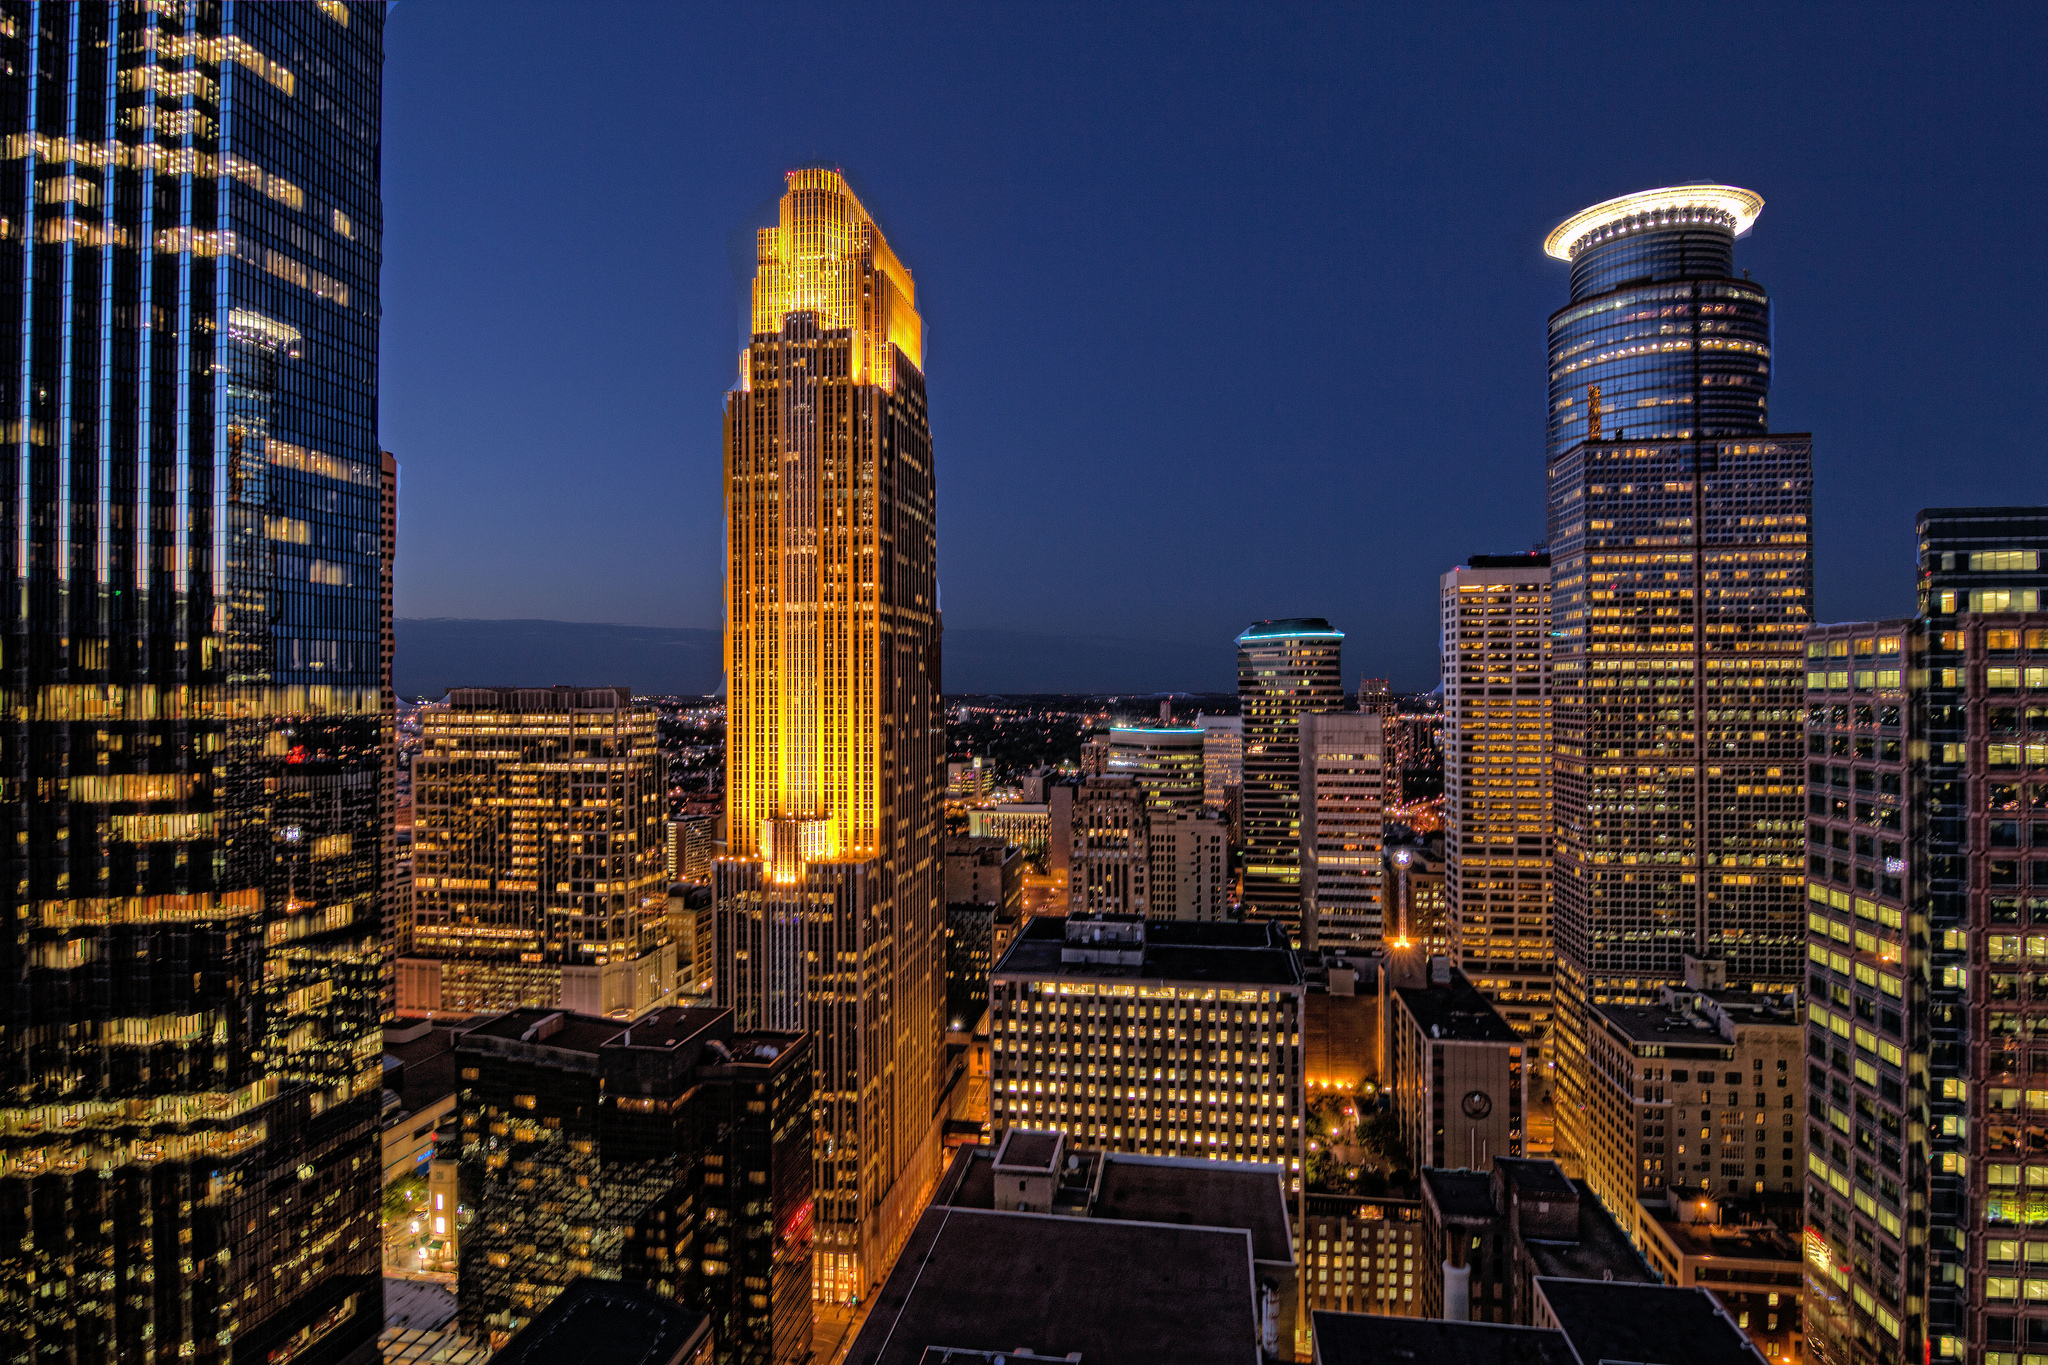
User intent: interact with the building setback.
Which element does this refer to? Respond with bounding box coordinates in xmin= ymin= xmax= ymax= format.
xmin=406 ymin=686 xmax=676 ymax=1018
xmin=989 ymin=914 xmax=1305 ymax=1185
xmin=1239 ymin=619 xmax=1345 ymax=934
xmin=0 ymin=7 xmax=390 ymax=1360
xmin=1543 ymin=186 xmax=1812 ymax=1190
xmin=1441 ymin=553 xmax=1554 ymax=1041
xmin=712 ymin=169 xmax=945 ymax=1304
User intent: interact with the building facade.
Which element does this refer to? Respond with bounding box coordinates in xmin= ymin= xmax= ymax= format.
xmin=988 ymin=915 xmax=1305 ymax=1185
xmin=1544 ymin=187 xmax=1811 ymax=1184
xmin=1239 ymin=619 xmax=1344 ymax=934
xmin=1578 ymin=979 xmax=1803 ymax=1226
xmin=1298 ymin=712 xmax=1388 ymax=954
xmin=454 ymin=1006 xmax=812 ymax=1365
xmin=1800 ymin=510 xmax=2048 ymax=1365
xmin=1386 ymin=964 xmax=1524 ymax=1172
xmin=1106 ymin=725 xmax=1205 ymax=811
xmin=0 ymin=6 xmax=389 ymax=1361
xmin=1441 ymin=553 xmax=1554 ymax=1042
xmin=1302 ymin=1193 xmax=1423 ymax=1318
xmin=711 ymin=168 xmax=945 ymax=1303
xmin=405 ymin=687 xmax=675 ymax=1018
xmin=1148 ymin=808 xmax=1230 ymax=922
xmin=1200 ymin=714 xmax=1244 ymax=807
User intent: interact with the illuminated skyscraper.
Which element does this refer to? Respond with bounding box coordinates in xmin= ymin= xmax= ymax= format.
xmin=0 ymin=6 xmax=387 ymax=1361
xmin=1542 ymin=187 xmax=1811 ymax=1186
xmin=1440 ymin=553 xmax=1553 ymax=1039
xmin=1238 ymin=619 xmax=1344 ymax=936
xmin=1105 ymin=724 xmax=1205 ymax=811
xmin=712 ymin=169 xmax=944 ymax=1304
xmin=1297 ymin=711 xmax=1387 ymax=954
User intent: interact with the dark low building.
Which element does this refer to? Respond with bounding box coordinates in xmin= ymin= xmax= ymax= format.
xmin=491 ymin=1277 xmax=711 ymax=1365
xmin=455 ymin=1006 xmax=810 ymax=1365
xmin=847 ymin=1129 xmax=1295 ymax=1365
xmin=1420 ymin=1156 xmax=1652 ymax=1324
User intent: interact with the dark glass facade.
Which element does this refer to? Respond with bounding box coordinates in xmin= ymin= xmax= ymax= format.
xmin=1546 ymin=188 xmax=1772 ymax=462
xmin=0 ymin=4 xmax=386 ymax=1361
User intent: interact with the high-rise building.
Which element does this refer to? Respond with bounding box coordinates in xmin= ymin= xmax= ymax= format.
xmin=454 ymin=1005 xmax=812 ymax=1364
xmin=712 ymin=168 xmax=944 ymax=1304
xmin=1384 ymin=964 xmax=1524 ymax=1172
xmin=1441 ymin=553 xmax=1553 ymax=1039
xmin=1200 ymin=713 xmax=1244 ymax=805
xmin=0 ymin=7 xmax=388 ymax=1360
xmin=1357 ymin=679 xmax=1395 ymax=716
xmin=1798 ymin=510 xmax=2048 ymax=1365
xmin=1106 ymin=724 xmax=1206 ymax=811
xmin=1067 ymin=775 xmax=1226 ymax=921
xmin=1297 ymin=712 xmax=1388 ymax=954
xmin=1148 ymin=808 xmax=1231 ymax=922
xmin=1542 ymin=187 xmax=1812 ymax=1185
xmin=405 ymin=687 xmax=676 ymax=1019
xmin=1239 ymin=619 xmax=1345 ymax=935
xmin=988 ymin=915 xmax=1305 ymax=1184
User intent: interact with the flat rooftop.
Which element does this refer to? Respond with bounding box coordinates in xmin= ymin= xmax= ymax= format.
xmin=491 ymin=1277 xmax=708 ymax=1365
xmin=1422 ymin=1168 xmax=1497 ymax=1224
xmin=846 ymin=1206 xmax=1258 ymax=1365
xmin=460 ymin=1008 xmax=627 ymax=1056
xmin=1313 ymin=1312 xmax=1575 ymax=1365
xmin=1395 ymin=978 xmax=1519 ymax=1044
xmin=995 ymin=1129 xmax=1062 ymax=1172
xmin=1535 ymin=1279 xmax=1763 ymax=1365
xmin=993 ymin=915 xmax=1302 ymax=987
xmin=1495 ymin=1158 xmax=1574 ymax=1203
xmin=1520 ymin=1181 xmax=1654 ymax=1285
xmin=1594 ymin=1004 xmax=1734 ymax=1049
xmin=1650 ymin=1211 xmax=1801 ymax=1264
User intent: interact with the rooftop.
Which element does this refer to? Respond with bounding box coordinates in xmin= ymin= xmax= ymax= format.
xmin=1543 ymin=184 xmax=1764 ymax=260
xmin=1238 ymin=617 xmax=1343 ymax=643
xmin=994 ymin=1129 xmax=1062 ymax=1173
xmin=994 ymin=915 xmax=1302 ymax=988
xmin=490 ymin=1277 xmax=709 ymax=1365
xmin=1647 ymin=1203 xmax=1802 ymax=1265
xmin=1422 ymin=1168 xmax=1498 ymax=1225
xmin=1518 ymin=1180 xmax=1654 ymax=1286
xmin=1312 ymin=1313 xmax=1576 ymax=1365
xmin=460 ymin=1008 xmax=630 ymax=1056
xmin=1534 ymin=1278 xmax=1765 ymax=1365
xmin=1394 ymin=975 xmax=1520 ymax=1044
xmin=846 ymin=1206 xmax=1257 ymax=1365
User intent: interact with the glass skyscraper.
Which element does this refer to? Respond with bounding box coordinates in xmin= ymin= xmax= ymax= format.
xmin=0 ymin=4 xmax=387 ymax=1361
xmin=713 ymin=168 xmax=944 ymax=1305
xmin=1541 ymin=187 xmax=1812 ymax=1198
xmin=1236 ymin=618 xmax=1343 ymax=936
xmin=1545 ymin=184 xmax=1771 ymax=462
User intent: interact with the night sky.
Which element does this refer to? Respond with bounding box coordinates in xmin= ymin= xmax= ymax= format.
xmin=382 ymin=3 xmax=2048 ymax=694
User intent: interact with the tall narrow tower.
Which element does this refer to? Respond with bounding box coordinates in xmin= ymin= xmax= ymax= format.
xmin=713 ymin=169 xmax=944 ymax=1304
xmin=1237 ymin=618 xmax=1344 ymax=936
xmin=1540 ymin=186 xmax=1811 ymax=1182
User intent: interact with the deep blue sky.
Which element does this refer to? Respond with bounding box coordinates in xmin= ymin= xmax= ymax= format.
xmin=382 ymin=3 xmax=2048 ymax=693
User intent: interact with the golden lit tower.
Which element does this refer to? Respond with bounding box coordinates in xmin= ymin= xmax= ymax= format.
xmin=713 ymin=169 xmax=944 ymax=1305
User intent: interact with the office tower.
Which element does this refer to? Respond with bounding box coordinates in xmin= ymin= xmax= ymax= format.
xmin=1543 ymin=185 xmax=1771 ymax=462
xmin=1200 ymin=714 xmax=1244 ymax=803
xmin=1149 ymin=808 xmax=1230 ymax=921
xmin=1799 ymin=510 xmax=2047 ymax=1365
xmin=1069 ymin=775 xmax=1151 ymax=914
xmin=1576 ymin=976 xmax=1802 ymax=1223
xmin=1441 ymin=553 xmax=1554 ymax=1040
xmin=1298 ymin=712 xmax=1388 ymax=953
xmin=405 ymin=687 xmax=676 ymax=1018
xmin=1358 ymin=679 xmax=1395 ymax=716
xmin=988 ymin=915 xmax=1305 ymax=1183
xmin=944 ymin=834 xmax=1023 ymax=917
xmin=382 ymin=451 xmax=401 ymax=1018
xmin=455 ymin=1006 xmax=812 ymax=1364
xmin=1239 ymin=619 xmax=1345 ymax=935
xmin=1383 ymin=839 xmax=1449 ymax=955
xmin=1106 ymin=724 xmax=1205 ymax=810
xmin=712 ymin=168 xmax=944 ymax=1304
xmin=1418 ymin=1159 xmax=1651 ymax=1323
xmin=1543 ymin=187 xmax=1812 ymax=1185
xmin=1384 ymin=964 xmax=1524 ymax=1171
xmin=0 ymin=6 xmax=387 ymax=1361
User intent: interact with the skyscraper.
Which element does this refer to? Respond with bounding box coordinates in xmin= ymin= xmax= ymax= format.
xmin=1441 ymin=552 xmax=1553 ymax=1040
xmin=1105 ymin=724 xmax=1205 ymax=811
xmin=1542 ymin=186 xmax=1812 ymax=1186
xmin=1238 ymin=618 xmax=1344 ymax=935
xmin=404 ymin=687 xmax=676 ymax=1019
xmin=0 ymin=6 xmax=387 ymax=1361
xmin=1297 ymin=711 xmax=1387 ymax=954
xmin=712 ymin=168 xmax=944 ymax=1304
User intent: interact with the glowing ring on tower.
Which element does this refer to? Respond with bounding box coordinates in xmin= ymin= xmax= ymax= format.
xmin=1543 ymin=184 xmax=1764 ymax=261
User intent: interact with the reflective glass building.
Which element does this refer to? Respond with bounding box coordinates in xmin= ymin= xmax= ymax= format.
xmin=0 ymin=4 xmax=387 ymax=1361
xmin=1545 ymin=185 xmax=1772 ymax=462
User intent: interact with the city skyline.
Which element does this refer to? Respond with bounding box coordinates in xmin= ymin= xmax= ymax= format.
xmin=382 ymin=3 xmax=2046 ymax=694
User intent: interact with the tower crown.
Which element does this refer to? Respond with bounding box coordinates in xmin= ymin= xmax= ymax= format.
xmin=1543 ymin=184 xmax=1764 ymax=262
xmin=748 ymin=167 xmax=922 ymax=384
